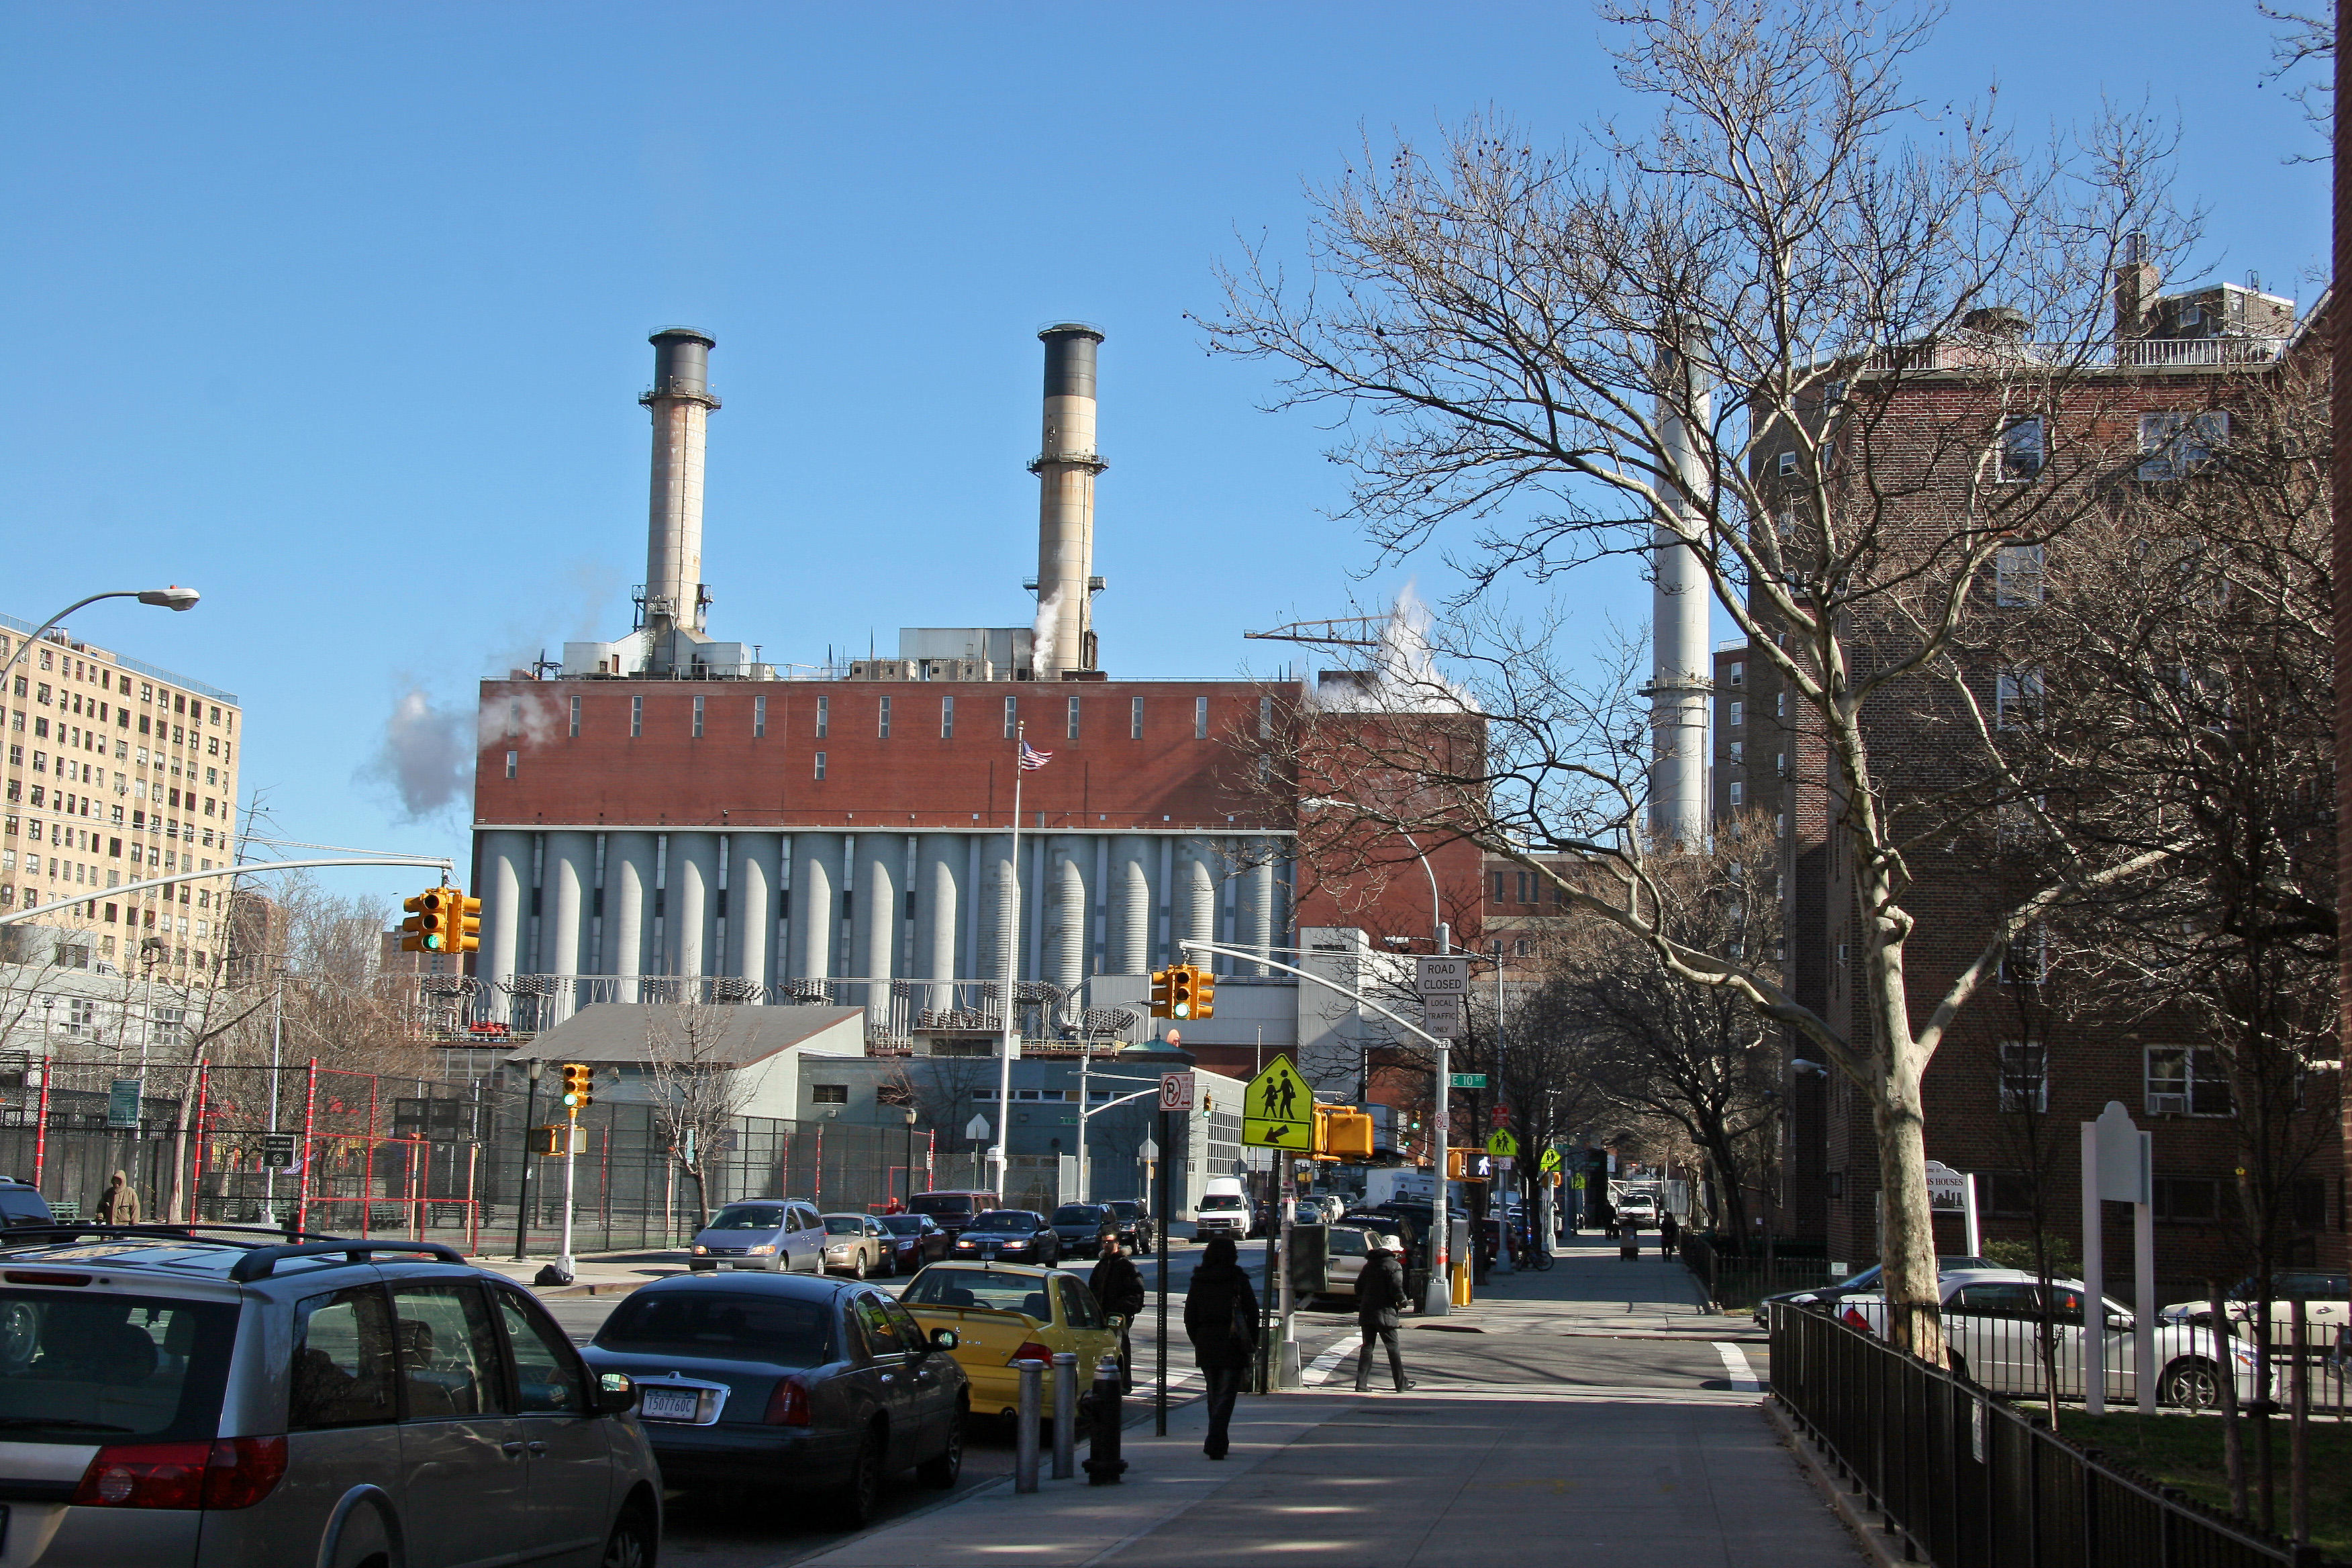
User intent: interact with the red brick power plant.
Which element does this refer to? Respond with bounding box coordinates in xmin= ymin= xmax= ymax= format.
xmin=468 ymin=326 xmax=1480 ymax=1079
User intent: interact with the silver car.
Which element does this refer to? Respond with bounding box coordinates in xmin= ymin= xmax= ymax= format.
xmin=0 ymin=1224 xmax=659 ymax=1567
xmin=689 ymin=1198 xmax=829 ymax=1273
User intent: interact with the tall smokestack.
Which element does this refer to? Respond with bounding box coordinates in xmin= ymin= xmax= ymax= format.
xmin=1030 ymin=323 xmax=1106 ymax=678
xmin=1649 ymin=338 xmax=1712 ymax=846
xmin=642 ymin=327 xmax=719 ymax=642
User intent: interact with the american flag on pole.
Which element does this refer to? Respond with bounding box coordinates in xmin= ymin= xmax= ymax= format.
xmin=1020 ymin=741 xmax=1052 ymax=771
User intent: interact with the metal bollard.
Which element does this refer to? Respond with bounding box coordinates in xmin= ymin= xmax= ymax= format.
xmin=1051 ymin=1352 xmax=1079 ymax=1479
xmin=1081 ymin=1351 xmax=1128 ymax=1485
xmin=1014 ymin=1359 xmax=1044 ymax=1493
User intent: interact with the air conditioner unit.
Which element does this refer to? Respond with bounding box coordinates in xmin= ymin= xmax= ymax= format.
xmin=2147 ymin=1093 xmax=2189 ymax=1116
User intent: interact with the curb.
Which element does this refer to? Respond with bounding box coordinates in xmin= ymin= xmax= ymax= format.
xmin=538 ymin=1278 xmax=654 ymax=1298
xmin=1761 ymin=1395 xmax=1924 ymax=1568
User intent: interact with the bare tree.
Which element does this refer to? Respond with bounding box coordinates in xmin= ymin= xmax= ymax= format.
xmin=1206 ymin=0 xmax=2196 ymax=1355
xmin=643 ymin=999 xmax=753 ymax=1232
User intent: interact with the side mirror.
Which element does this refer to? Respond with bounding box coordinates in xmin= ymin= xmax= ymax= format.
xmin=930 ymin=1328 xmax=960 ymax=1352
xmin=1108 ymin=1313 xmax=1130 ymax=1330
xmin=595 ymin=1371 xmax=638 ymax=1416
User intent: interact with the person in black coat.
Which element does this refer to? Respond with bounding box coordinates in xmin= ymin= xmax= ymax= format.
xmin=1353 ymin=1236 xmax=1416 ymax=1393
xmin=1089 ymin=1236 xmax=1146 ymax=1391
xmin=1659 ymin=1211 xmax=1681 ymax=1258
xmin=1183 ymin=1235 xmax=1259 ymax=1459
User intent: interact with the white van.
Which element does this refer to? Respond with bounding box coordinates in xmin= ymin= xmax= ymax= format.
xmin=1195 ymin=1177 xmax=1251 ymax=1241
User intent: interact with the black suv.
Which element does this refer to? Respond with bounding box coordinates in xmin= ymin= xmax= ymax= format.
xmin=0 ymin=1177 xmax=54 ymax=1230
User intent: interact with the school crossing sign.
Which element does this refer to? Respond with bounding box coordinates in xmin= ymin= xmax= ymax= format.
xmin=1240 ymin=1055 xmax=1312 ymax=1150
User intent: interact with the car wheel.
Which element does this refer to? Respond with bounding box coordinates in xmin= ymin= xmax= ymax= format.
xmin=600 ymin=1506 xmax=656 ymax=1568
xmin=835 ymin=1421 xmax=886 ymax=1527
xmin=2160 ymin=1357 xmax=2222 ymax=1411
xmin=850 ymin=1253 xmax=867 ymax=1280
xmin=918 ymin=1403 xmax=965 ymax=1489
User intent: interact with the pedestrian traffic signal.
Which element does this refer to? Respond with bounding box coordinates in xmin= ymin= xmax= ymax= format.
xmin=534 ymin=1124 xmax=569 ymax=1156
xmin=449 ymin=890 xmax=482 ymax=954
xmin=558 ymin=1062 xmax=595 ymax=1114
xmin=1192 ymin=967 xmax=1216 ymax=1020
xmin=1311 ymin=1105 xmax=1375 ymax=1162
xmin=1148 ymin=968 xmax=1173 ymax=1018
xmin=1166 ymin=965 xmax=1197 ymax=1020
xmin=1447 ymin=1148 xmax=1491 ymax=1181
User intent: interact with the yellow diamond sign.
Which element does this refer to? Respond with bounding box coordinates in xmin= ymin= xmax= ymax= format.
xmin=1241 ymin=1055 xmax=1312 ymax=1150
xmin=1485 ymin=1128 xmax=1519 ymax=1159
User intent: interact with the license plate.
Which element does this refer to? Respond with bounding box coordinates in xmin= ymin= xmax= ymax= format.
xmin=640 ymin=1388 xmax=701 ymax=1422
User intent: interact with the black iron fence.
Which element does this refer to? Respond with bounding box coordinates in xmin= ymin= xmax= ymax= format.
xmin=1679 ymin=1232 xmax=1838 ymax=1313
xmin=1770 ymin=1302 xmax=2343 ymax=1567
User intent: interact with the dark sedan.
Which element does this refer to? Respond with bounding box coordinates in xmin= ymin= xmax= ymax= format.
xmin=1104 ymin=1200 xmax=1155 ymax=1253
xmin=878 ymin=1212 xmax=953 ymax=1273
xmin=581 ymin=1271 xmax=968 ymax=1526
xmin=1050 ymin=1203 xmax=1119 ymax=1259
xmin=948 ymin=1209 xmax=1060 ymax=1265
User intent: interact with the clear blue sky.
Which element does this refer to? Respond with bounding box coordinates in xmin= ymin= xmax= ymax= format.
xmin=0 ymin=1 xmax=2326 ymax=912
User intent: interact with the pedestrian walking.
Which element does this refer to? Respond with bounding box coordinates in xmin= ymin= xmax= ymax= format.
xmin=96 ymin=1170 xmax=140 ymax=1226
xmin=1182 ymin=1235 xmax=1258 ymax=1459
xmin=1659 ymin=1210 xmax=1680 ymax=1258
xmin=1089 ymin=1235 xmax=1146 ymax=1391
xmin=1353 ymin=1235 xmax=1416 ymax=1393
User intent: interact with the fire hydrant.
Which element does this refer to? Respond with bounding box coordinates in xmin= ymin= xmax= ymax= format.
xmin=1079 ymin=1352 xmax=1127 ymax=1485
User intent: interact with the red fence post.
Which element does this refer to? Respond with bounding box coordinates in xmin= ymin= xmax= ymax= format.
xmin=31 ymin=1056 xmax=51 ymax=1195
xmin=293 ymin=1059 xmax=319 ymax=1234
xmin=191 ymin=1063 xmax=210 ymax=1224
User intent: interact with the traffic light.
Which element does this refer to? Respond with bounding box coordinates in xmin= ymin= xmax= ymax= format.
xmin=534 ymin=1124 xmax=569 ymax=1157
xmin=1193 ymin=967 xmax=1216 ymax=1020
xmin=1311 ymin=1105 xmax=1375 ymax=1162
xmin=398 ymin=889 xmax=440 ymax=953
xmin=558 ymin=1062 xmax=595 ymax=1115
xmin=450 ymin=891 xmax=482 ymax=954
xmin=1148 ymin=968 xmax=1173 ymax=1018
xmin=1447 ymin=1148 xmax=1491 ymax=1181
xmin=1166 ymin=965 xmax=1197 ymax=1020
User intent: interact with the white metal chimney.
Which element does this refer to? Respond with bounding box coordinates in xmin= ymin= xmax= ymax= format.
xmin=1030 ymin=324 xmax=1105 ymax=678
xmin=642 ymin=327 xmax=719 ymax=642
xmin=1649 ymin=342 xmax=1712 ymax=846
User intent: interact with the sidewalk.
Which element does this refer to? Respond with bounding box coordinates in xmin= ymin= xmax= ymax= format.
xmin=793 ymin=1232 xmax=1859 ymax=1567
xmin=469 ymin=1248 xmax=687 ymax=1297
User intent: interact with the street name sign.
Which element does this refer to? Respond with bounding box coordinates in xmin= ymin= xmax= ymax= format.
xmin=1448 ymin=1072 xmax=1486 ymax=1089
xmin=1240 ymin=1055 xmax=1312 ymax=1150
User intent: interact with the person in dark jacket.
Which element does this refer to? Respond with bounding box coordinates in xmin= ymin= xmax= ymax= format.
xmin=1659 ymin=1211 xmax=1680 ymax=1258
xmin=1089 ymin=1236 xmax=1146 ymax=1391
xmin=1183 ymin=1235 xmax=1258 ymax=1459
xmin=1353 ymin=1236 xmax=1416 ymax=1393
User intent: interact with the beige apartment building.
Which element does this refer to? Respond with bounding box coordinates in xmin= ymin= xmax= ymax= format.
xmin=1 ymin=614 xmax=242 ymax=979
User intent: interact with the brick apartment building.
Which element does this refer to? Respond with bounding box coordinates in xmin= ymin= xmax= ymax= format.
xmin=1724 ymin=270 xmax=2343 ymax=1290
xmin=0 ymin=616 xmax=244 ymax=981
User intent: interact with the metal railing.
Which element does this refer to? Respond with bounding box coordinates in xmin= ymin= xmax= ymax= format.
xmin=1771 ymin=1302 xmax=2343 ymax=1567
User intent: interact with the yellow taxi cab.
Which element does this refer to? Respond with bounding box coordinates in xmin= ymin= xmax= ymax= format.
xmin=898 ymin=1261 xmax=1123 ymax=1418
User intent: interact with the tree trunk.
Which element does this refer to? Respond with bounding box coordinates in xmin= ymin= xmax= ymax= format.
xmin=1870 ymin=1036 xmax=1946 ymax=1363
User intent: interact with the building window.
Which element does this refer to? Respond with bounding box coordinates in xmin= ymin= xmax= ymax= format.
xmin=1776 ymin=691 xmax=1787 ymax=718
xmin=1003 ymin=697 xmax=1018 ymax=739
xmin=1726 ymin=660 xmax=1744 ymax=687
xmin=877 ymin=696 xmax=892 ymax=738
xmin=1067 ymin=696 xmax=1081 ymax=740
xmin=1994 ymin=668 xmax=2043 ymax=729
xmin=816 ymin=695 xmax=830 ymax=738
xmin=1194 ymin=697 xmax=1209 ymax=740
xmin=814 ymin=752 xmax=827 ymax=781
xmin=753 ymin=694 xmax=767 ymax=738
xmin=2153 ymin=1175 xmax=2226 ymax=1222
xmin=692 ymin=695 xmax=705 ymax=738
xmin=1994 ymin=543 xmax=2045 ymax=606
xmin=2000 ymin=924 xmax=2047 ymax=985
xmin=1776 ymin=450 xmax=1799 ymax=477
xmin=504 ymin=751 xmax=517 ymax=779
xmin=1727 ymin=700 xmax=1743 ymax=728
xmin=630 ymin=695 xmax=643 ymax=738
xmin=567 ymin=695 xmax=581 ymax=738
xmin=1728 ymin=740 xmax=1743 ymax=764
xmin=2145 ymin=1046 xmax=2233 ymax=1117
xmin=1728 ymin=781 xmax=1743 ymax=806
xmin=1131 ymin=696 xmax=1144 ymax=739
xmin=1997 ymin=1041 xmax=2047 ymax=1112
xmin=1998 ymin=417 xmax=2046 ymax=481
xmin=2138 ymin=411 xmax=2228 ymax=481
xmin=811 ymin=1084 xmax=848 ymax=1105
xmin=940 ymin=695 xmax=954 ymax=738
xmin=1259 ymin=695 xmax=1274 ymax=738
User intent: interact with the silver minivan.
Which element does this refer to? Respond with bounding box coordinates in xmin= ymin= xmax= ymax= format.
xmin=688 ymin=1199 xmax=828 ymax=1273
xmin=0 ymin=1225 xmax=660 ymax=1567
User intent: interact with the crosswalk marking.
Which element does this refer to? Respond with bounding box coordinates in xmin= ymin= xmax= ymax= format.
xmin=1715 ymin=1340 xmax=1762 ymax=1393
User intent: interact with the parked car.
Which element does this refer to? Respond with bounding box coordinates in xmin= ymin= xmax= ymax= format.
xmin=1048 ymin=1204 xmax=1118 ymax=1259
xmin=1614 ymin=1192 xmax=1661 ymax=1226
xmin=948 ymin=1210 xmax=1060 ymax=1265
xmin=1103 ymin=1200 xmax=1156 ymax=1253
xmin=0 ymin=1223 xmax=660 ymax=1567
xmin=906 ymin=1190 xmax=999 ymax=1240
xmin=820 ymin=1213 xmax=893 ymax=1279
xmin=689 ymin=1199 xmax=830 ymax=1273
xmin=1839 ymin=1269 xmax=2259 ymax=1408
xmin=0 ymin=1175 xmax=55 ymax=1230
xmin=899 ymin=1262 xmax=1122 ymax=1418
xmin=2156 ymin=1273 xmax=2351 ymax=1335
xmin=584 ymin=1270 xmax=965 ymax=1527
xmin=1753 ymin=1255 xmax=1998 ymax=1329
xmin=877 ymin=1213 xmax=952 ymax=1273
xmin=1194 ymin=1180 xmax=1251 ymax=1242
xmin=1308 ymin=1222 xmax=1404 ymax=1304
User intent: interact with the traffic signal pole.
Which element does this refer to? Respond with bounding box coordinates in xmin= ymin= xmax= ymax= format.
xmin=558 ymin=1112 xmax=579 ymax=1276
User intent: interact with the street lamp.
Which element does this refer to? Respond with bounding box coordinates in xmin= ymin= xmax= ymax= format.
xmin=0 ymin=587 xmax=201 ymax=689
xmin=901 ymin=1107 xmax=918 ymax=1208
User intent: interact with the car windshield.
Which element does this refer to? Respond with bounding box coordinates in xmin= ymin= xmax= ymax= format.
xmin=879 ymin=1216 xmax=926 ymax=1235
xmin=1106 ymin=1203 xmax=1138 ymax=1218
xmin=0 ymin=1291 xmax=237 ymax=1442
xmin=1199 ymin=1194 xmax=1244 ymax=1210
xmin=595 ymin=1290 xmax=835 ymax=1366
xmin=1052 ymin=1206 xmax=1104 ymax=1224
xmin=969 ymin=1212 xmax=1036 ymax=1232
xmin=823 ymin=1217 xmax=868 ymax=1236
xmin=903 ymin=1269 xmax=1055 ymax=1316
xmin=909 ymin=1196 xmax=976 ymax=1217
xmin=705 ymin=1204 xmax=786 ymax=1232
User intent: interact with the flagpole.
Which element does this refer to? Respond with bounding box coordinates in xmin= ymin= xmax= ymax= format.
xmin=995 ymin=721 xmax=1024 ymax=1204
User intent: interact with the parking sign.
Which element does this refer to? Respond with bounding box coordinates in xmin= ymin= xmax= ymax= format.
xmin=1159 ymin=1071 xmax=1196 ymax=1112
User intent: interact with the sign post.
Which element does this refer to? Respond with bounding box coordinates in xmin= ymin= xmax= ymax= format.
xmin=2081 ymin=1101 xmax=2155 ymax=1415
xmin=1416 ymin=955 xmax=1469 ymax=1317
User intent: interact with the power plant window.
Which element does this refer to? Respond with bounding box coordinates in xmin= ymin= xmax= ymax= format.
xmin=568 ymin=695 xmax=581 ymax=738
xmin=814 ymin=752 xmax=826 ymax=781
xmin=1066 ymin=697 xmax=1080 ymax=740
xmin=753 ymin=695 xmax=767 ymax=738
xmin=1130 ymin=697 xmax=1144 ymax=740
xmin=1003 ymin=696 xmax=1018 ymax=739
xmin=1194 ymin=697 xmax=1209 ymax=740
xmin=816 ymin=696 xmax=830 ymax=738
xmin=692 ymin=696 xmax=706 ymax=738
xmin=630 ymin=695 xmax=644 ymax=738
xmin=505 ymin=751 xmax=518 ymax=780
xmin=940 ymin=696 xmax=954 ymax=738
xmin=877 ymin=697 xmax=892 ymax=738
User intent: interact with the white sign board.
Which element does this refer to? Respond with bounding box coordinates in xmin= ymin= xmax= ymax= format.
xmin=964 ymin=1114 xmax=993 ymax=1141
xmin=1416 ymin=956 xmax=1471 ymax=995
xmin=1159 ymin=1071 xmax=1196 ymax=1112
xmin=1924 ymin=1161 xmax=1969 ymax=1212
xmin=1420 ymin=995 xmax=1461 ymax=1037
